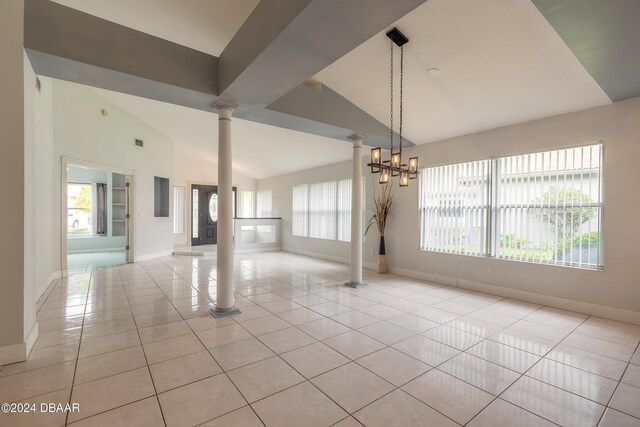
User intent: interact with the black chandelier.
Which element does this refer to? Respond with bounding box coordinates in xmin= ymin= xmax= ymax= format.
xmin=368 ymin=27 xmax=418 ymax=187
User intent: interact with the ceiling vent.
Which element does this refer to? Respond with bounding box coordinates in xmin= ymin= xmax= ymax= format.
xmin=135 ymin=139 xmax=144 ymax=147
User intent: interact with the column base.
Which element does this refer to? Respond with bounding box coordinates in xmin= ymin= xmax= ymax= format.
xmin=344 ymin=281 xmax=368 ymax=289
xmin=209 ymin=305 xmax=241 ymax=318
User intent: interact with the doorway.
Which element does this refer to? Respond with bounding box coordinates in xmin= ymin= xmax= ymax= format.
xmin=191 ymin=184 xmax=236 ymax=246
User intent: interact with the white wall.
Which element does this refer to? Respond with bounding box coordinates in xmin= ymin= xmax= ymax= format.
xmin=258 ymin=97 xmax=640 ymax=316
xmin=52 ymin=80 xmax=174 ymax=264
xmin=172 ymin=149 xmax=256 ymax=247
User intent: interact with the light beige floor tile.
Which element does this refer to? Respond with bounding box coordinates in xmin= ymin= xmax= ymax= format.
xmin=354 ymin=389 xmax=458 ymax=427
xmin=196 ymin=323 xmax=252 ymax=349
xmin=280 ymin=342 xmax=349 ymax=379
xmin=210 ymin=338 xmax=275 ymax=371
xmin=323 ymin=331 xmax=386 ymax=360
xmin=37 ymin=316 xmax=84 ymax=333
xmin=239 ymin=315 xmax=291 ymax=336
xmin=527 ymin=358 xmax=617 ymax=404
xmin=68 ymin=367 xmax=155 ymax=422
xmin=0 ymin=361 xmax=75 ymax=402
xmin=621 ymin=362 xmax=640 ymax=388
xmin=158 ymin=374 xmax=247 ymax=427
xmin=392 ymin=335 xmax=460 ymax=366
xmin=276 ymin=308 xmax=324 ymax=325
xmin=201 ymin=406 xmax=264 ymax=427
xmin=546 ymin=344 xmax=628 ymax=380
xmin=402 ymin=369 xmax=493 ymax=425
xmin=32 ymin=327 xmax=82 ymax=350
xmin=230 ymin=305 xmax=272 ymax=322
xmin=466 ymin=340 xmax=540 ymax=374
xmin=584 ymin=317 xmax=640 ymax=336
xmin=356 ymin=347 xmax=431 ymax=387
xmin=143 ymin=333 xmax=204 ymax=364
xmin=330 ymin=310 xmax=380 ymax=329
xmin=358 ymin=304 xmax=404 ymax=320
xmin=0 ymin=342 xmax=79 ymax=376
xmin=502 ymin=376 xmax=605 ymax=427
xmin=439 ymin=352 xmax=520 ymax=395
xmin=574 ymin=323 xmax=640 ymax=347
xmin=81 ymin=317 xmax=137 ymax=338
xmin=150 ymin=350 xmax=222 ymax=392
xmin=468 ymin=398 xmax=556 ymax=427
xmin=74 ymin=345 xmax=147 ymax=384
xmin=357 ymin=321 xmax=415 ymax=345
xmin=258 ymin=327 xmax=316 ymax=354
xmin=412 ymin=306 xmax=459 ymax=324
xmin=79 ymin=329 xmax=140 ymax=358
xmin=186 ymin=315 xmax=235 ymax=332
xmin=508 ymin=319 xmax=572 ymax=342
xmin=134 ymin=309 xmax=183 ymax=328
xmin=0 ymin=387 xmax=70 ymax=427
xmin=252 ymin=381 xmax=347 ymax=427
xmin=297 ymin=318 xmax=351 ymax=341
xmin=447 ymin=317 xmax=503 ymax=338
xmin=311 ymin=362 xmax=394 ymax=413
xmin=490 ymin=329 xmax=555 ymax=356
xmin=598 ymin=408 xmax=640 ymax=427
xmin=423 ymin=325 xmax=485 ymax=351
xmin=67 ymin=397 xmax=164 ymax=427
xmin=227 ymin=356 xmax=305 ymax=403
xmin=386 ymin=313 xmax=439 ymax=333
xmin=138 ymin=320 xmax=192 ymax=343
xmin=609 ymin=383 xmax=640 ymax=419
xmin=467 ymin=309 xmax=518 ymax=328
xmin=562 ymin=333 xmax=636 ymax=361
xmin=332 ymin=416 xmax=363 ymax=427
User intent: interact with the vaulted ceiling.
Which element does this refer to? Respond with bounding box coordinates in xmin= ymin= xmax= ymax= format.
xmin=34 ymin=0 xmax=640 ymax=179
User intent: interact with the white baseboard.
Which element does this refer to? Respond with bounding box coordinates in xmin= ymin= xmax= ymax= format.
xmin=134 ymin=250 xmax=173 ymax=262
xmin=67 ymin=247 xmax=124 ymax=254
xmin=283 ymin=247 xmax=377 ymax=270
xmin=0 ymin=322 xmax=38 ymax=365
xmin=387 ymin=265 xmax=640 ymax=325
xmin=235 ymin=247 xmax=281 ymax=254
xmin=36 ymin=270 xmax=63 ymax=301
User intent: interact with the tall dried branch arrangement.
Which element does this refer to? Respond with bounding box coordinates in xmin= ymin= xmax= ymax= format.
xmin=365 ymin=181 xmax=393 ymax=237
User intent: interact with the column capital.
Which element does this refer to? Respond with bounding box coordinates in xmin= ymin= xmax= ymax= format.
xmin=211 ymin=100 xmax=238 ymax=114
xmin=347 ymin=134 xmax=367 ymax=143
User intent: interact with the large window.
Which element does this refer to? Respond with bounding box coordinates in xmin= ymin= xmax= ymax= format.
xmin=293 ymin=178 xmax=361 ymax=242
xmin=67 ymin=183 xmax=93 ymax=235
xmin=257 ymin=190 xmax=272 ymax=218
xmin=420 ymin=144 xmax=603 ymax=269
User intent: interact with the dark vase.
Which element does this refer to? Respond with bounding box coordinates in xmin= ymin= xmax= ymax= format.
xmin=379 ymin=235 xmax=386 ymax=255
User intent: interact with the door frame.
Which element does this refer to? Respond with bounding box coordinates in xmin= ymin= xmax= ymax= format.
xmin=189 ymin=182 xmax=237 ymax=247
xmin=61 ymin=156 xmax=136 ymax=276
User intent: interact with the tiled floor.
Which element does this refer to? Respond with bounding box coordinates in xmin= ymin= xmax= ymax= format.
xmin=2 ymin=252 xmax=640 ymax=426
xmin=67 ymin=251 xmax=126 ymax=274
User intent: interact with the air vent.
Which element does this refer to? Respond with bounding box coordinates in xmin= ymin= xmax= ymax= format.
xmin=135 ymin=139 xmax=144 ymax=147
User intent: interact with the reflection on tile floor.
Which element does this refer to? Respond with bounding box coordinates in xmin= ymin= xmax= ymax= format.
xmin=67 ymin=251 xmax=126 ymax=274
xmin=2 ymin=251 xmax=640 ymax=426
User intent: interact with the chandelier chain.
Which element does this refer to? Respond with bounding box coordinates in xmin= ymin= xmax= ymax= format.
xmin=400 ymin=45 xmax=404 ymax=157
xmin=389 ymin=39 xmax=394 ymax=153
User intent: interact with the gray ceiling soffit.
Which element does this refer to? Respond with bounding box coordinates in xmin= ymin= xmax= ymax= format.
xmin=532 ymin=0 xmax=640 ymax=102
xmin=24 ymin=0 xmax=218 ymax=97
xmin=218 ymin=0 xmax=428 ymax=108
xmin=263 ymin=83 xmax=413 ymax=148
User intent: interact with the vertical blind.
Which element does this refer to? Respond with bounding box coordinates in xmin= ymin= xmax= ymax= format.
xmin=496 ymin=144 xmax=603 ymax=269
xmin=420 ymin=143 xmax=603 ymax=270
xmin=239 ymin=190 xmax=254 ymax=218
xmin=292 ymin=178 xmax=362 ymax=241
xmin=420 ymin=160 xmax=491 ymax=255
xmin=173 ymin=186 xmax=185 ymax=234
xmin=256 ymin=190 xmax=272 ymax=218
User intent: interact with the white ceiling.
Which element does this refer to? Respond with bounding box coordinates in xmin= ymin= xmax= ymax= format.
xmin=93 ymin=88 xmax=354 ymax=180
xmin=51 ymin=0 xmax=258 ymax=56
xmin=315 ymin=0 xmax=612 ymax=145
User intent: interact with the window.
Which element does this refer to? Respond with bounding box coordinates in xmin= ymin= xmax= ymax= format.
xmin=292 ymin=178 xmax=362 ymax=242
xmin=173 ymin=186 xmax=185 ymax=234
xmin=257 ymin=190 xmax=272 ymax=218
xmin=67 ymin=183 xmax=93 ymax=235
xmin=420 ymin=160 xmax=490 ymax=255
xmin=239 ymin=190 xmax=254 ymax=218
xmin=419 ymin=144 xmax=603 ymax=269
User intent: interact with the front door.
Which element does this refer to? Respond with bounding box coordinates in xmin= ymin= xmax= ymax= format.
xmin=191 ymin=185 xmax=237 ymax=246
xmin=192 ymin=185 xmax=217 ymax=246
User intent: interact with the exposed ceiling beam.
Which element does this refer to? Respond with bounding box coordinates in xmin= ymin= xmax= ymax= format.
xmin=533 ymin=0 xmax=640 ymax=102
xmin=218 ymin=0 xmax=427 ymax=107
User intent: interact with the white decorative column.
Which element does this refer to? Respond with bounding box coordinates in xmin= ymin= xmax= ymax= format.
xmin=345 ymin=135 xmax=367 ymax=288
xmin=210 ymin=102 xmax=240 ymax=317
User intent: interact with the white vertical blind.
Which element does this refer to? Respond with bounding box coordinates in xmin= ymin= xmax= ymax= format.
xmin=256 ymin=190 xmax=272 ymax=218
xmin=309 ymin=181 xmax=337 ymax=240
xmin=420 ymin=160 xmax=491 ymax=255
xmin=337 ymin=179 xmax=352 ymax=242
xmin=292 ymin=184 xmax=308 ymax=237
xmin=239 ymin=190 xmax=254 ymax=218
xmin=173 ymin=186 xmax=185 ymax=234
xmin=495 ymin=144 xmax=602 ymax=269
